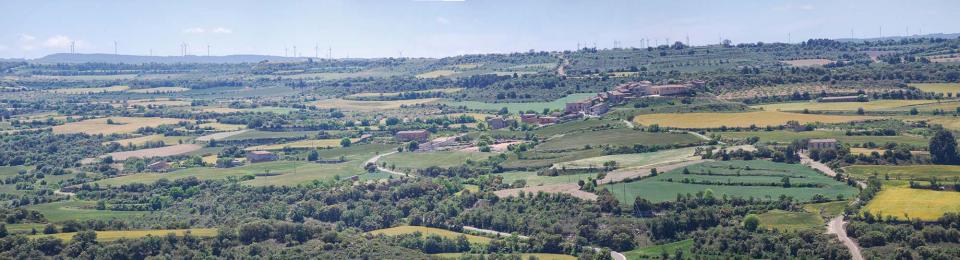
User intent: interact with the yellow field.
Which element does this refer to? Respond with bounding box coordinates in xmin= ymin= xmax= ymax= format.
xmin=433 ymin=253 xmax=575 ymax=260
xmin=441 ymin=112 xmax=496 ymax=121
xmin=781 ymin=59 xmax=833 ymax=67
xmin=911 ymin=83 xmax=960 ymax=95
xmin=417 ymin=70 xmax=457 ymax=78
xmin=48 ymin=85 xmax=130 ymax=94
xmin=864 ymin=187 xmax=960 ymax=221
xmin=311 ymin=98 xmax=441 ymax=111
xmin=632 ymin=111 xmax=876 ymax=128
xmin=753 ymin=100 xmax=940 ymax=112
xmin=30 ymin=228 xmax=217 ymax=242
xmin=126 ymin=87 xmax=190 ymax=93
xmin=198 ymin=122 xmax=246 ymax=131
xmin=849 ymin=147 xmax=928 ymax=156
xmin=347 ymin=88 xmax=463 ymax=98
xmin=244 ymin=138 xmax=357 ymax=151
xmin=102 ymin=134 xmax=193 ymax=146
xmin=367 ymin=226 xmax=492 ymax=244
xmin=202 ymin=154 xmax=218 ymax=165
xmin=454 ymin=63 xmax=483 ymax=69
xmin=896 ymin=116 xmax=960 ymax=131
xmin=53 ymin=117 xmax=187 ymax=135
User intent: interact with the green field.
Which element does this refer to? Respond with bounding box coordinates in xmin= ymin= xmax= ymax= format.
xmin=633 ymin=111 xmax=876 ymax=129
xmin=221 ymin=130 xmax=323 ymax=141
xmin=803 ymin=201 xmax=849 ymax=217
xmin=624 ymin=239 xmax=693 ymax=259
xmin=367 ymin=226 xmax=492 ymax=244
xmin=495 ymin=171 xmax=596 ymax=187
xmin=717 ymin=130 xmax=929 ymax=147
xmin=444 ymin=93 xmax=596 ymax=113
xmin=553 ymin=147 xmax=698 ymax=169
xmin=843 ymin=165 xmax=960 ymax=185
xmin=605 ymin=160 xmax=858 ymax=204
xmin=28 ymin=200 xmax=145 ymax=222
xmin=380 ymin=151 xmax=492 ymax=170
xmin=532 ymin=118 xmax=623 ymax=137
xmin=30 ymin=228 xmax=218 ymax=242
xmin=864 ymin=187 xmax=960 ymax=221
xmin=534 ymin=128 xmax=701 ymax=152
xmin=97 ymin=144 xmax=392 ymax=186
xmin=911 ymin=83 xmax=960 ymax=95
xmin=756 ymin=210 xmax=824 ymax=232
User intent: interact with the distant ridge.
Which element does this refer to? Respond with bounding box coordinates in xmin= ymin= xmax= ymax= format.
xmin=834 ymin=33 xmax=960 ymax=42
xmin=31 ymin=53 xmax=311 ymax=64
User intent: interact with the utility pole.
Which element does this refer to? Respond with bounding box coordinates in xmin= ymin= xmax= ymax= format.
xmin=114 ymin=41 xmax=118 ymax=55
xmin=328 ymin=46 xmax=332 ymax=59
xmin=315 ymin=43 xmax=319 ymax=58
xmin=207 ymin=45 xmax=211 ymax=56
xmin=293 ymin=45 xmax=297 ymax=57
xmin=70 ymin=41 xmax=75 ymax=54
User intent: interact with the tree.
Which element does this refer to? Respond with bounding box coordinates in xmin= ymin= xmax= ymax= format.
xmin=340 ymin=138 xmax=352 ymax=147
xmin=407 ymin=141 xmax=419 ymax=151
xmin=930 ymin=130 xmax=958 ymax=164
xmin=43 ymin=224 xmax=58 ymax=234
xmin=633 ymin=197 xmax=654 ymax=217
xmin=307 ymin=150 xmax=319 ymax=161
xmin=743 ymin=214 xmax=760 ymax=231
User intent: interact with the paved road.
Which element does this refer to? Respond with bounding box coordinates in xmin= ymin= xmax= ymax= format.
xmin=464 ymin=226 xmax=624 ymax=260
xmin=827 ymin=216 xmax=864 ymax=260
xmin=364 ymin=151 xmax=406 ymax=177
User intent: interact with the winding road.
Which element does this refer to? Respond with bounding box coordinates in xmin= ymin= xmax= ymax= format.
xmin=798 ymin=152 xmax=865 ymax=260
xmin=364 ymin=151 xmax=406 ymax=177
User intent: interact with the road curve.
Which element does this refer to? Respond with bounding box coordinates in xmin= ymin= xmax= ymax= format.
xmin=463 ymin=226 xmax=624 ymax=260
xmin=364 ymin=151 xmax=406 ymax=177
xmin=827 ymin=216 xmax=864 ymax=260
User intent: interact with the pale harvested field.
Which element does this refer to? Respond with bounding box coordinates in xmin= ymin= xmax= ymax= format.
xmin=494 ymin=183 xmax=598 ymax=200
xmin=31 ymin=228 xmax=217 ymax=242
xmin=53 ymin=117 xmax=186 ymax=135
xmin=104 ymin=144 xmax=202 ymax=161
xmin=910 ymin=83 xmax=960 ymax=95
xmin=196 ymin=129 xmax=249 ymax=142
xmin=245 ymin=138 xmax=357 ymax=151
xmin=849 ymin=147 xmax=928 ymax=156
xmin=311 ymin=98 xmax=441 ymax=111
xmin=127 ymin=87 xmax=190 ymax=93
xmin=782 ymin=59 xmax=833 ymax=67
xmin=459 ymin=141 xmax=523 ymax=152
xmin=416 ymin=70 xmax=457 ymax=78
xmin=197 ymin=107 xmax=244 ymax=113
xmin=102 ymin=134 xmax=193 ymax=146
xmin=632 ymin=111 xmax=876 ymax=128
xmin=48 ymin=85 xmax=130 ymax=94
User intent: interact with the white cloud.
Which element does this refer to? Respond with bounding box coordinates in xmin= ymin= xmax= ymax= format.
xmin=436 ymin=17 xmax=450 ymax=25
xmin=43 ymin=35 xmax=73 ymax=48
xmin=18 ymin=34 xmax=36 ymax=50
xmin=211 ymin=27 xmax=232 ymax=34
xmin=183 ymin=27 xmax=206 ymax=34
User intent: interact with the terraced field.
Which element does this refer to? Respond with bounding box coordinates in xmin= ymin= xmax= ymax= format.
xmin=606 ymin=160 xmax=857 ymax=204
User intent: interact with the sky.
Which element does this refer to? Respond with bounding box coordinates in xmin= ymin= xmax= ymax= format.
xmin=1 ymin=0 xmax=959 ymax=59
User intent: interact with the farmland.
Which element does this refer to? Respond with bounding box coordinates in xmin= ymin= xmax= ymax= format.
xmin=28 ymin=200 xmax=145 ymax=222
xmin=47 ymin=85 xmax=130 ymax=94
xmin=632 ymin=111 xmax=876 ymax=129
xmin=433 ymin=253 xmax=575 ymax=260
xmin=864 ymin=187 xmax=960 ymax=221
xmin=103 ymin=144 xmax=202 ymax=161
xmin=311 ymin=98 xmax=441 ymax=111
xmin=843 ymin=165 xmax=960 ymax=184
xmin=752 ymin=99 xmax=941 ymax=112
xmin=102 ymin=134 xmax=193 ymax=146
xmin=367 ymin=226 xmax=492 ymax=244
xmin=533 ymin=128 xmax=701 ymax=152
xmin=717 ymin=130 xmax=929 ymax=147
xmin=605 ymin=160 xmax=858 ymax=204
xmin=52 ymin=117 xmax=186 ymax=135
xmin=346 ymin=88 xmax=463 ymax=98
xmin=380 ymin=151 xmax=492 ymax=170
xmin=623 ymin=239 xmax=693 ymax=259
xmin=756 ymin=210 xmax=823 ymax=231
xmin=126 ymin=87 xmax=191 ymax=93
xmin=244 ymin=138 xmax=355 ymax=151
xmin=910 ymin=83 xmax=960 ymax=95
xmin=552 ymin=146 xmax=699 ymax=169
xmin=31 ymin=228 xmax=218 ymax=242
xmin=444 ymin=93 xmax=596 ymax=113
xmin=781 ymin=59 xmax=834 ymax=67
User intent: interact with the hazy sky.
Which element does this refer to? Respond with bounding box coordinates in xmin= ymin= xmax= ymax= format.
xmin=1 ymin=0 xmax=958 ymax=59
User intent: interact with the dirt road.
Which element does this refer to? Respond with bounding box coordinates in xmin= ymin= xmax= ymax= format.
xmin=364 ymin=151 xmax=406 ymax=177
xmin=827 ymin=216 xmax=864 ymax=260
xmin=799 ymin=153 xmax=866 ymax=189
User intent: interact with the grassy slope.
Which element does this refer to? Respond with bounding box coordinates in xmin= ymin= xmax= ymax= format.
xmin=380 ymin=151 xmax=493 ymax=170
xmin=367 ymin=226 xmax=492 ymax=244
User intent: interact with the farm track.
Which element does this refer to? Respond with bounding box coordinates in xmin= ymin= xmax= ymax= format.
xmin=799 ymin=152 xmax=865 ymax=260
xmin=196 ymin=129 xmax=249 ymax=142
xmin=463 ymin=226 xmax=625 ymax=260
xmin=364 ymin=151 xmax=406 ymax=177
